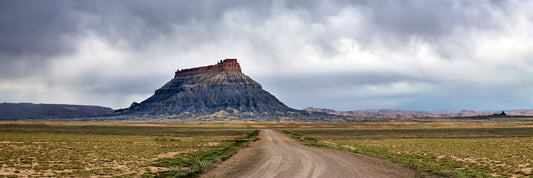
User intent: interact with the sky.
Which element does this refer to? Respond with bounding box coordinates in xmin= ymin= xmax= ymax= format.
xmin=1 ymin=0 xmax=532 ymax=111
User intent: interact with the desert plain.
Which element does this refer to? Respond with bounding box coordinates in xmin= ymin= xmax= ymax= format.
xmin=0 ymin=120 xmax=532 ymax=177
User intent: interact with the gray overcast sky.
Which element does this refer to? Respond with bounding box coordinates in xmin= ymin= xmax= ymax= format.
xmin=1 ymin=0 xmax=532 ymax=111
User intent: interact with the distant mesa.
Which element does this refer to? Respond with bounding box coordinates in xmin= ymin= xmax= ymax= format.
xmin=0 ymin=103 xmax=113 ymax=120
xmin=490 ymin=111 xmax=509 ymax=117
xmin=303 ymin=107 xmax=533 ymax=118
xmin=115 ymin=59 xmax=338 ymax=121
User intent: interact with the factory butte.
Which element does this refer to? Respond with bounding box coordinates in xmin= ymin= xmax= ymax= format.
xmin=115 ymin=59 xmax=343 ymax=122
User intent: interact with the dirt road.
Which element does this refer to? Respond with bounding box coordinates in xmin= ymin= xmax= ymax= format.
xmin=203 ymin=129 xmax=416 ymax=178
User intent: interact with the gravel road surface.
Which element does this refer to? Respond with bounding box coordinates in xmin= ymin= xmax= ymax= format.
xmin=203 ymin=129 xmax=416 ymax=178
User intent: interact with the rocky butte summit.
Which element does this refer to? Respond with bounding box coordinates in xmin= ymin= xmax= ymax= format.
xmin=115 ymin=59 xmax=342 ymax=122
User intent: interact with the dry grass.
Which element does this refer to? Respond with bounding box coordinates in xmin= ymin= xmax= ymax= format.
xmin=0 ymin=122 xmax=255 ymax=177
xmin=284 ymin=122 xmax=533 ymax=177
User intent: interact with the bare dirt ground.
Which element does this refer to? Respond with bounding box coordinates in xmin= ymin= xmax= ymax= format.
xmin=202 ymin=129 xmax=416 ymax=178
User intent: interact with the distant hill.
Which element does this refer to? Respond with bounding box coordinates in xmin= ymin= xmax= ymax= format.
xmin=303 ymin=107 xmax=533 ymax=118
xmin=0 ymin=103 xmax=113 ymax=119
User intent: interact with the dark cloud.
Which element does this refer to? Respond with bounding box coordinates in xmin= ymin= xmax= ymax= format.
xmin=367 ymin=1 xmax=472 ymax=39
xmin=0 ymin=1 xmax=78 ymax=56
xmin=0 ymin=0 xmax=267 ymax=77
xmin=0 ymin=1 xmax=80 ymax=78
xmin=0 ymin=0 xmax=532 ymax=110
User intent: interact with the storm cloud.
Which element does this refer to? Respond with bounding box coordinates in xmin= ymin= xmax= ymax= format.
xmin=1 ymin=0 xmax=532 ymax=111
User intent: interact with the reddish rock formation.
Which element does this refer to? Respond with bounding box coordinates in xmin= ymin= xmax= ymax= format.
xmin=174 ymin=59 xmax=241 ymax=77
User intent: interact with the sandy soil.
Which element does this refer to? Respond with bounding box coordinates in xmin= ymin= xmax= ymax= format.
xmin=202 ymin=129 xmax=416 ymax=178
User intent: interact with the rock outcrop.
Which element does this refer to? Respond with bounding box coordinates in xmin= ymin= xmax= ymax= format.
xmin=115 ymin=59 xmax=337 ymax=121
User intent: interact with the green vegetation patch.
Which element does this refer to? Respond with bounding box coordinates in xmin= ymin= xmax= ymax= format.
xmin=147 ymin=130 xmax=259 ymax=177
xmin=282 ymin=130 xmax=318 ymax=143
